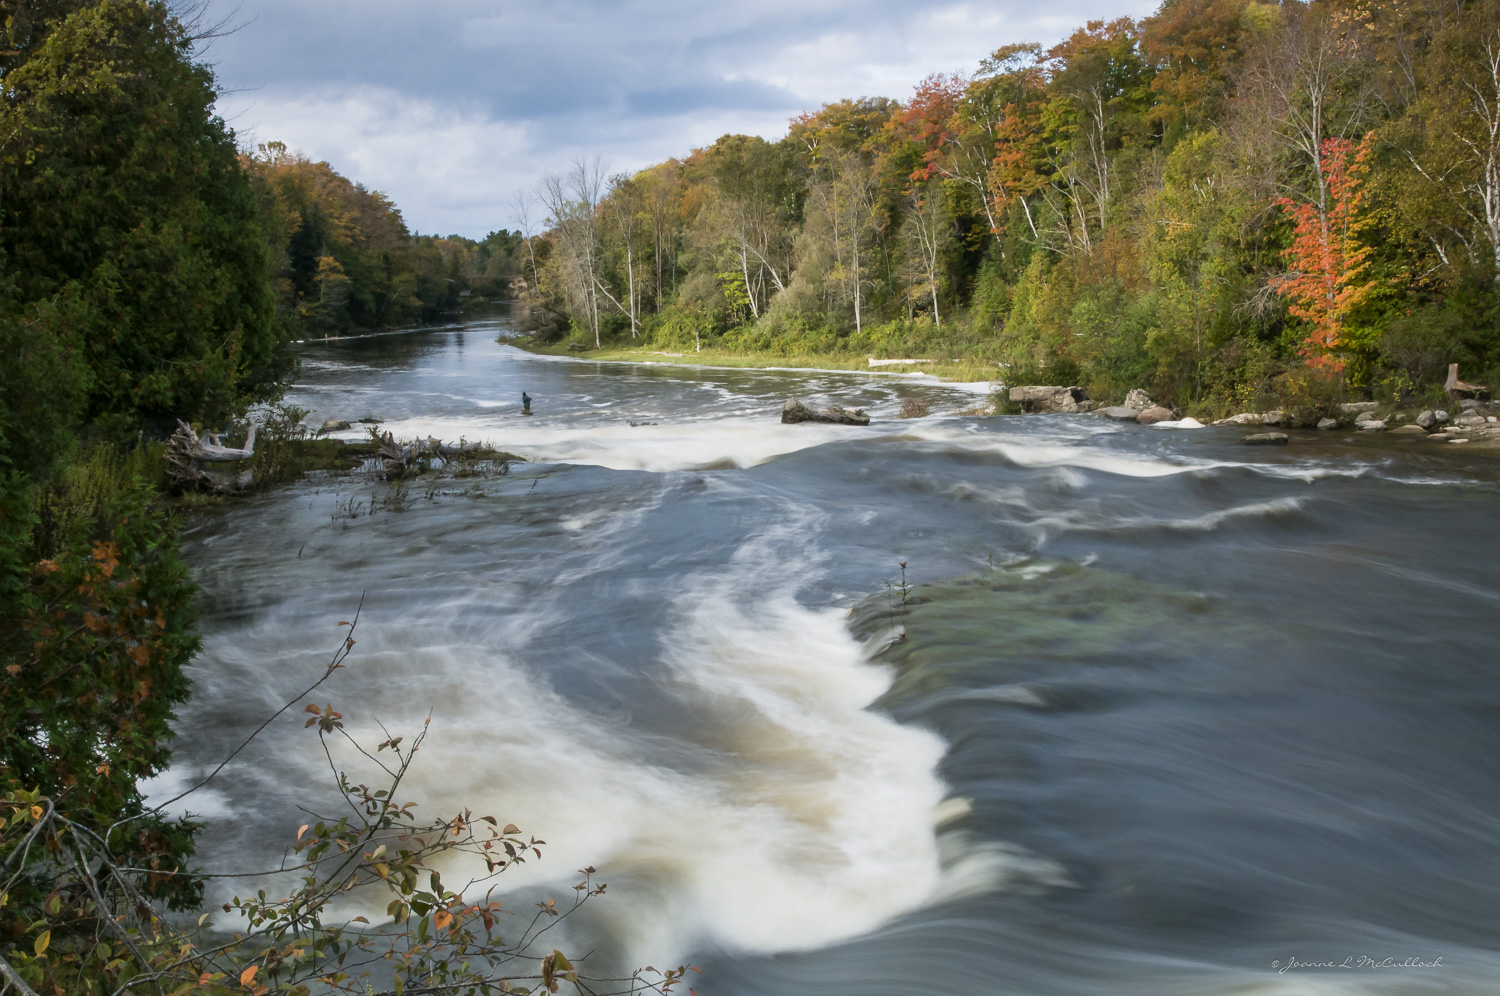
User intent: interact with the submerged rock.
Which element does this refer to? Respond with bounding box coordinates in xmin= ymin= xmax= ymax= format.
xmin=319 ymin=419 xmax=352 ymax=433
xmin=1241 ymin=432 xmax=1289 ymax=445
xmin=1390 ymin=424 xmax=1428 ymax=435
xmin=781 ymin=398 xmax=871 ymax=425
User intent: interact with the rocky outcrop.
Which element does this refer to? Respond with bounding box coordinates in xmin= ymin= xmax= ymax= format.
xmin=1123 ymin=388 xmax=1154 ymax=410
xmin=781 ymin=398 xmax=871 ymax=425
xmin=1009 ymin=385 xmax=1091 ymax=413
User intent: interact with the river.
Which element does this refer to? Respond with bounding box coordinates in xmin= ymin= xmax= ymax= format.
xmin=162 ymin=317 xmax=1500 ymax=994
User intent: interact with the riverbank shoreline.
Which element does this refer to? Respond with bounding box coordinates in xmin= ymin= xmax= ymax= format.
xmin=519 ymin=340 xmax=1000 ymax=385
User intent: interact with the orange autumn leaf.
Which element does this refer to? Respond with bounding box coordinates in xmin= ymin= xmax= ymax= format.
xmin=433 ymin=910 xmax=453 ymax=930
xmin=239 ymin=965 xmax=258 ymax=987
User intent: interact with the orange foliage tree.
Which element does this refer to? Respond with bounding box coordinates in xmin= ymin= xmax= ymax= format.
xmin=1273 ymin=135 xmax=1378 ymax=371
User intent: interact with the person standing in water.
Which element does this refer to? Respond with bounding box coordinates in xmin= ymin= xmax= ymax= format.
xmin=522 ymin=391 xmax=532 ymax=415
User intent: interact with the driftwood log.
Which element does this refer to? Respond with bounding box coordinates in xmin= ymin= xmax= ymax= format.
xmin=781 ymin=398 xmax=871 ymax=426
xmin=376 ymin=431 xmax=486 ymax=472
xmin=1445 ymin=363 xmax=1489 ymax=398
xmin=165 ymin=420 xmax=257 ymax=492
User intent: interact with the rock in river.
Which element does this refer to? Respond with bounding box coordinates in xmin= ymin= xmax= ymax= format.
xmin=1099 ymin=406 xmax=1143 ymax=420
xmin=1241 ymin=432 xmax=1289 ymax=445
xmin=1009 ymin=385 xmax=1091 ymax=413
xmin=781 ymin=398 xmax=871 ymax=426
xmin=1317 ymin=417 xmax=1339 ymax=430
xmin=1136 ymin=406 xmax=1175 ymax=425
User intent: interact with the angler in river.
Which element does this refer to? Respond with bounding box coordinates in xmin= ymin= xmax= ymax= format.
xmin=163 ymin=317 xmax=1500 ymax=994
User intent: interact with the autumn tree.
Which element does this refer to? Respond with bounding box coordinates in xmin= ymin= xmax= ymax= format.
xmin=1273 ymin=135 xmax=1377 ymax=369
xmin=538 ymin=158 xmax=611 ymax=347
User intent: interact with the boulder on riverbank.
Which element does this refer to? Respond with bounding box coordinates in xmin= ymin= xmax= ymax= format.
xmin=1136 ymin=406 xmax=1175 ymax=425
xmin=781 ymin=398 xmax=871 ymax=425
xmin=1009 ymin=385 xmax=1091 ymax=413
xmin=1099 ymin=406 xmax=1143 ymax=420
xmin=1416 ymin=409 xmax=1450 ymax=428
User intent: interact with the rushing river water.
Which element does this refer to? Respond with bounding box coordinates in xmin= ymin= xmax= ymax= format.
xmin=162 ymin=317 xmax=1500 ymax=994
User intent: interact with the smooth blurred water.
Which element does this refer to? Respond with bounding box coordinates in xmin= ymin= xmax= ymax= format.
xmin=163 ymin=318 xmax=1500 ymax=994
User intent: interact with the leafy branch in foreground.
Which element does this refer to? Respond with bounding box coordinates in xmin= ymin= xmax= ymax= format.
xmin=0 ymin=610 xmax=697 ymax=996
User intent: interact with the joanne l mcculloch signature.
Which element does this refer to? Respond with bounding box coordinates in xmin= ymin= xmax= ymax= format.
xmin=1272 ymin=956 xmax=1444 ymax=974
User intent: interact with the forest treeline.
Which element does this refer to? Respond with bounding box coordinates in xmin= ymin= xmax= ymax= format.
xmin=521 ymin=0 xmax=1500 ymax=413
xmin=244 ymin=142 xmax=524 ymax=338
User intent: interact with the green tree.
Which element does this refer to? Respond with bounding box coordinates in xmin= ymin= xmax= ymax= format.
xmin=0 ymin=0 xmax=288 ymax=432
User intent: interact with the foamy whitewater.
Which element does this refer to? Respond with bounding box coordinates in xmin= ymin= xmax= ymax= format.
xmin=159 ymin=319 xmax=1500 ymax=994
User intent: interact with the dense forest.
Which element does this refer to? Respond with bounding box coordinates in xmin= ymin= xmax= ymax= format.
xmin=243 ymin=142 xmax=524 ymax=337
xmin=521 ymin=0 xmax=1500 ymax=415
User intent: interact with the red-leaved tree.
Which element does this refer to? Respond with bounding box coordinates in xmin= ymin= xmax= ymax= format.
xmin=1273 ymin=135 xmax=1377 ymax=371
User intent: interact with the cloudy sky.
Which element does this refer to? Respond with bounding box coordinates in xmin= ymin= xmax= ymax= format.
xmin=201 ymin=0 xmax=1156 ymax=238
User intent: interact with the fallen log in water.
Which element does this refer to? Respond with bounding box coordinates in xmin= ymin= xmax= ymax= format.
xmin=377 ymin=431 xmax=491 ymax=473
xmin=781 ymin=398 xmax=871 ymax=425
